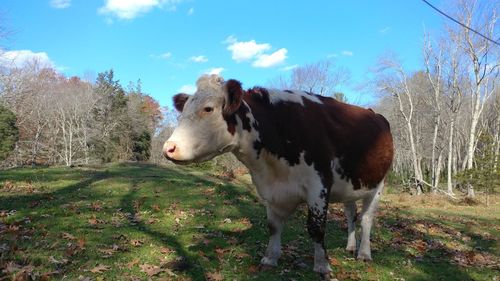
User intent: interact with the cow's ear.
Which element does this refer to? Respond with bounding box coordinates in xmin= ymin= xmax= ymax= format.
xmin=223 ymin=79 xmax=243 ymax=116
xmin=173 ymin=93 xmax=190 ymax=112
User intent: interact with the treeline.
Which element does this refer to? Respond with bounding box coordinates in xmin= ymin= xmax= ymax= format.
xmin=1 ymin=0 xmax=497 ymax=198
xmin=0 ymin=61 xmax=163 ymax=167
xmin=373 ymin=0 xmax=499 ymax=197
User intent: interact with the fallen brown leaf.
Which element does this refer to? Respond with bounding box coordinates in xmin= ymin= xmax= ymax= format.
xmin=61 ymin=232 xmax=76 ymax=240
xmin=247 ymin=265 xmax=259 ymax=274
xmin=206 ymin=271 xmax=223 ymax=281
xmin=329 ymin=257 xmax=340 ymax=266
xmin=139 ymin=264 xmax=163 ymax=277
xmin=2 ymin=261 xmax=21 ymax=274
xmin=48 ymin=256 xmax=68 ymax=265
xmin=91 ymin=202 xmax=102 ymax=211
xmin=215 ymin=247 xmax=228 ymax=260
xmin=147 ymin=218 xmax=160 ymax=224
xmin=130 ymin=239 xmax=143 ymax=247
xmin=90 ymin=264 xmax=110 ymax=274
xmin=235 ymin=252 xmax=250 ymax=260
xmin=98 ymin=247 xmax=116 ymax=258
xmin=160 ymin=247 xmax=174 ymax=255
xmin=126 ymin=259 xmax=140 ymax=269
xmin=88 ymin=215 xmax=104 ymax=226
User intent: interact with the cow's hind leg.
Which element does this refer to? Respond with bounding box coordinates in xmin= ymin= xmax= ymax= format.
xmin=307 ymin=189 xmax=332 ymax=275
xmin=344 ymin=201 xmax=357 ymax=254
xmin=260 ymin=204 xmax=292 ymax=267
xmin=358 ymin=181 xmax=384 ymax=261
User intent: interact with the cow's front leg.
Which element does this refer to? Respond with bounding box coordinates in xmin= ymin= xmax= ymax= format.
xmin=344 ymin=201 xmax=357 ymax=254
xmin=307 ymin=189 xmax=332 ymax=275
xmin=260 ymin=204 xmax=290 ymax=267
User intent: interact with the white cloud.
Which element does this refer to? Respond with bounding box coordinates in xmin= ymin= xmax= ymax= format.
xmin=99 ymin=0 xmax=183 ymax=20
xmin=0 ymin=50 xmax=55 ymax=68
xmin=252 ymin=48 xmax=288 ymax=68
xmin=189 ymin=55 xmax=208 ymax=63
xmin=379 ymin=26 xmax=390 ymax=34
xmin=50 ymin=0 xmax=71 ymax=9
xmin=226 ymin=37 xmax=271 ymax=62
xmin=150 ymin=52 xmax=172 ymax=60
xmin=187 ymin=7 xmax=194 ymax=15
xmin=223 ymin=35 xmax=237 ymax=44
xmin=205 ymin=67 xmax=224 ymax=75
xmin=159 ymin=52 xmax=172 ymax=59
xmin=341 ymin=50 xmax=354 ymax=57
xmin=178 ymin=84 xmax=196 ymax=94
xmin=280 ymin=64 xmax=298 ymax=71
xmin=327 ymin=53 xmax=338 ymax=58
xmin=224 ymin=36 xmax=288 ymax=68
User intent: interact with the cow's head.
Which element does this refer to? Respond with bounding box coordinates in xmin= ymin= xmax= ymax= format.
xmin=163 ymin=75 xmax=243 ymax=164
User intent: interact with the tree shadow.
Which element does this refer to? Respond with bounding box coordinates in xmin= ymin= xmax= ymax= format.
xmin=0 ymin=169 xmax=109 ymax=210
xmin=368 ymin=206 xmax=497 ymax=280
xmin=0 ymin=163 xmax=496 ymax=280
xmin=114 ymin=163 xmax=495 ymax=280
xmin=118 ymin=176 xmax=207 ymax=280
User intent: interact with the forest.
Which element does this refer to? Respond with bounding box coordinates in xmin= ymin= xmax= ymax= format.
xmin=0 ymin=1 xmax=498 ymax=280
xmin=1 ymin=0 xmax=498 ymax=199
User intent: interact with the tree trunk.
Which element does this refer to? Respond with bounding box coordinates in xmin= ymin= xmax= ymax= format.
xmin=435 ymin=150 xmax=443 ymax=188
xmin=466 ymin=93 xmax=481 ymax=198
xmin=447 ymin=119 xmax=455 ymax=195
xmin=431 ymin=115 xmax=441 ymax=191
xmin=407 ymin=121 xmax=423 ymax=195
xmin=467 ymin=183 xmax=475 ymax=198
xmin=68 ymin=120 xmax=73 ymax=167
xmin=494 ymin=117 xmax=500 ymax=172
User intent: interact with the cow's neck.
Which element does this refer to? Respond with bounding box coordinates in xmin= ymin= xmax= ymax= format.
xmin=229 ymin=100 xmax=265 ymax=172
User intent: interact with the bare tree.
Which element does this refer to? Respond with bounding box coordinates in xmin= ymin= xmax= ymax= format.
xmin=376 ymin=55 xmax=424 ymax=194
xmin=269 ymin=60 xmax=350 ymax=97
xmin=447 ymin=0 xmax=499 ymax=197
xmin=443 ymin=42 xmax=466 ymax=195
xmin=423 ymin=34 xmax=446 ymax=192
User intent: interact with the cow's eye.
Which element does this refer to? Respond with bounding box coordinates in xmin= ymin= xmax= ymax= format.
xmin=203 ymin=107 xmax=213 ymax=113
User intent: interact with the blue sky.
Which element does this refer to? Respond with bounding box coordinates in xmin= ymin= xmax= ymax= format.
xmin=1 ymin=0 xmax=445 ymax=107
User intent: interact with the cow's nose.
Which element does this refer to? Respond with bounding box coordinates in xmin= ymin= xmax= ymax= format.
xmin=163 ymin=141 xmax=177 ymax=158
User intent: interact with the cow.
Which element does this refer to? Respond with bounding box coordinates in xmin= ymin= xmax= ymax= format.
xmin=163 ymin=74 xmax=394 ymax=277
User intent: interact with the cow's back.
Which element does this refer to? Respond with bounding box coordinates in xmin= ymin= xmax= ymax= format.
xmin=243 ymin=89 xmax=393 ymax=191
xmin=317 ymin=96 xmax=393 ymax=189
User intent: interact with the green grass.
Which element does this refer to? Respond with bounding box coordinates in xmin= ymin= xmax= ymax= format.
xmin=0 ymin=163 xmax=498 ymax=280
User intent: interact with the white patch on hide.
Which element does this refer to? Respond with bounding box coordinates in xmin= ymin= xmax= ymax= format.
xmin=267 ymin=89 xmax=322 ymax=106
xmin=243 ymin=151 xmax=323 ymax=216
xmin=329 ymin=158 xmax=376 ymax=203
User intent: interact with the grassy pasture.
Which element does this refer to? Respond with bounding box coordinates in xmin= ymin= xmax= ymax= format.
xmin=0 ymin=163 xmax=498 ymax=280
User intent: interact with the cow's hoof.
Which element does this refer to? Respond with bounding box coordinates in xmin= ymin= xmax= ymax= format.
xmin=313 ymin=263 xmax=332 ymax=275
xmin=258 ymin=264 xmax=275 ymax=272
xmin=319 ymin=271 xmax=333 ymax=280
xmin=356 ymin=253 xmax=372 ymax=262
xmin=345 ymin=245 xmax=356 ymax=255
xmin=260 ymin=257 xmax=278 ymax=267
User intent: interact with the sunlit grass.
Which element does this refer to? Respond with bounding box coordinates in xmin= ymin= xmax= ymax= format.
xmin=0 ymin=163 xmax=498 ymax=280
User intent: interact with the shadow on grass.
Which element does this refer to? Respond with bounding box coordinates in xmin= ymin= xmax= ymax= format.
xmin=120 ymin=168 xmax=486 ymax=281
xmin=119 ymin=177 xmax=206 ymax=280
xmin=0 ymin=169 xmax=109 ymax=211
xmin=371 ymin=207 xmax=496 ymax=281
xmin=0 ymin=163 xmax=496 ymax=280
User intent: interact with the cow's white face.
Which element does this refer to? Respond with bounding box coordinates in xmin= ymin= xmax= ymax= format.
xmin=163 ymin=75 xmax=243 ymax=164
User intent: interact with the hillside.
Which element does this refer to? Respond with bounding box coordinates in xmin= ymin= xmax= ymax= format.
xmin=0 ymin=163 xmax=498 ymax=280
